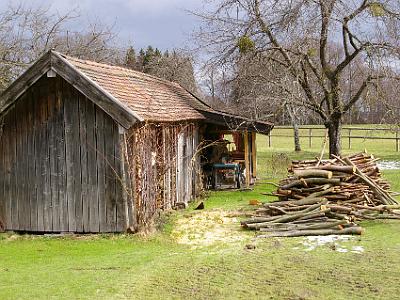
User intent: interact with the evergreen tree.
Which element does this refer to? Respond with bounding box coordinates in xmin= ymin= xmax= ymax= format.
xmin=125 ymin=46 xmax=136 ymax=69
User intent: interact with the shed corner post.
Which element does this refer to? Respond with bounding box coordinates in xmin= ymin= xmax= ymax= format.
xmin=118 ymin=125 xmax=135 ymax=232
xmin=244 ymin=131 xmax=250 ymax=187
xmin=251 ymin=132 xmax=257 ymax=180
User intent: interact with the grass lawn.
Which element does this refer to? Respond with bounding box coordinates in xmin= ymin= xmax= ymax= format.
xmin=1 ymin=128 xmax=400 ymax=299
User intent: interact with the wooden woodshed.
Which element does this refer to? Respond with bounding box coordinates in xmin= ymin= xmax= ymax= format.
xmin=0 ymin=50 xmax=273 ymax=233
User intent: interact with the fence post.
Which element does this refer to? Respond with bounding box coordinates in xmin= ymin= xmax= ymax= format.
xmin=348 ymin=129 xmax=351 ymax=149
xmin=396 ymin=131 xmax=399 ymax=152
xmin=309 ymin=128 xmax=312 ymax=148
xmin=268 ymin=133 xmax=271 ymax=148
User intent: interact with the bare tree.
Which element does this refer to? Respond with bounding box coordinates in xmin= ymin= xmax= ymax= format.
xmin=0 ymin=3 xmax=121 ymax=91
xmin=192 ymin=0 xmax=400 ymax=156
xmin=146 ymin=50 xmax=198 ymax=93
xmin=206 ymin=53 xmax=305 ymax=151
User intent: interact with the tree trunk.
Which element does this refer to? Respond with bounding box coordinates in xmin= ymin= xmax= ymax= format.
xmin=293 ymin=123 xmax=301 ymax=152
xmin=326 ymin=117 xmax=342 ymax=157
xmin=285 ymin=103 xmax=301 ymax=152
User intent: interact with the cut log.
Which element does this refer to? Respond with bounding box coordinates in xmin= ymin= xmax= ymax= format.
xmin=280 ymin=178 xmax=341 ymax=190
xmin=293 ymin=169 xmax=333 ymax=179
xmin=264 ymin=197 xmax=326 ymax=207
xmin=257 ymin=226 xmax=364 ymax=238
xmin=318 ymin=165 xmax=356 ymax=174
xmin=259 ymin=220 xmax=349 ymax=232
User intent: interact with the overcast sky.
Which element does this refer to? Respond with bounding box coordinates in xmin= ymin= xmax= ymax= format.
xmin=0 ymin=0 xmax=204 ymax=51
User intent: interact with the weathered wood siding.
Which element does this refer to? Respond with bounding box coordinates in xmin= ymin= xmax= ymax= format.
xmin=125 ymin=123 xmax=200 ymax=231
xmin=0 ymin=75 xmax=125 ymax=233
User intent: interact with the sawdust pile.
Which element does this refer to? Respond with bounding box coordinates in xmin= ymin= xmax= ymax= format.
xmin=171 ymin=210 xmax=248 ymax=248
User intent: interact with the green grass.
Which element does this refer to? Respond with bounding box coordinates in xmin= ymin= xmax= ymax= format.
xmin=264 ymin=124 xmax=400 ymax=162
xmin=1 ymin=128 xmax=400 ymax=299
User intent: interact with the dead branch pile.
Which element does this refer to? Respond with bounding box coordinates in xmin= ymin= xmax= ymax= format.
xmin=242 ymin=153 xmax=400 ymax=238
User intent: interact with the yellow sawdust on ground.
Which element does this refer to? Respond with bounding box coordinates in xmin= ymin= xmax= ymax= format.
xmin=171 ymin=210 xmax=250 ymax=248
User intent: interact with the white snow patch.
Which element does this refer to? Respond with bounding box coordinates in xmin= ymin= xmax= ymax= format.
xmin=299 ymin=235 xmax=363 ymax=253
xmin=377 ymin=161 xmax=400 ymax=170
xmin=336 ymin=248 xmax=348 ymax=253
xmin=351 ymin=246 xmax=365 ymax=254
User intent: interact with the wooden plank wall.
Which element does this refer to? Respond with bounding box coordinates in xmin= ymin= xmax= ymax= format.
xmin=176 ymin=125 xmax=198 ymax=205
xmin=0 ymin=75 xmax=125 ymax=233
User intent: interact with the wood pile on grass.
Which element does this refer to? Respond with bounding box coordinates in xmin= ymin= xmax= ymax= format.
xmin=242 ymin=152 xmax=400 ymax=238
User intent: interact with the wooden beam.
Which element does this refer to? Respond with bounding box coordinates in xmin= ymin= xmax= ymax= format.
xmin=0 ymin=51 xmax=51 ymax=115
xmin=119 ymin=126 xmax=135 ymax=232
xmin=244 ymin=131 xmax=250 ymax=187
xmin=199 ymin=111 xmax=274 ymax=134
xmin=251 ymin=132 xmax=257 ymax=179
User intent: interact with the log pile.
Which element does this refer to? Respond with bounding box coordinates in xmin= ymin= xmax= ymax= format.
xmin=242 ymin=153 xmax=400 ymax=238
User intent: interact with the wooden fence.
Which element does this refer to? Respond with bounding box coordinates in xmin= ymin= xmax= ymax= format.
xmin=268 ymin=126 xmax=400 ymax=152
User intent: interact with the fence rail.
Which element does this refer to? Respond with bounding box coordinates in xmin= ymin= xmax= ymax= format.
xmin=268 ymin=126 xmax=400 ymax=151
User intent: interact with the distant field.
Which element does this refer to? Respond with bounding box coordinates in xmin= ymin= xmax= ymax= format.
xmin=256 ymin=124 xmax=400 ymax=179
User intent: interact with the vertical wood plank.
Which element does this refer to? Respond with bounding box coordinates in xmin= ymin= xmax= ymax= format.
xmin=35 ymin=82 xmax=45 ymax=232
xmin=86 ymin=100 xmax=99 ymax=232
xmin=162 ymin=127 xmax=170 ymax=209
xmin=0 ymin=113 xmax=5 ymax=230
xmin=244 ymin=131 xmax=250 ymax=187
xmin=186 ymin=127 xmax=192 ymax=203
xmin=115 ymin=127 xmax=126 ymax=232
xmin=16 ymin=97 xmax=27 ymax=230
xmin=64 ymin=83 xmax=80 ymax=232
xmin=104 ymin=120 xmax=117 ymax=232
xmin=251 ymin=132 xmax=257 ymax=179
xmin=48 ymin=78 xmax=61 ymax=232
xmin=79 ymin=94 xmax=90 ymax=232
xmin=56 ymin=77 xmax=68 ymax=232
xmin=10 ymin=106 xmax=19 ymax=230
xmin=72 ymin=92 xmax=83 ymax=233
xmin=43 ymin=81 xmax=53 ymax=232
xmin=27 ymin=86 xmax=38 ymax=231
xmin=21 ymin=93 xmax=31 ymax=230
xmin=176 ymin=131 xmax=183 ymax=203
xmin=193 ymin=126 xmax=201 ymax=197
xmin=2 ymin=110 xmax=12 ymax=230
xmin=96 ymin=107 xmax=106 ymax=232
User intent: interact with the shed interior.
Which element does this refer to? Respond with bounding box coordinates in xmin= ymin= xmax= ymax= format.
xmin=200 ymin=123 xmax=258 ymax=190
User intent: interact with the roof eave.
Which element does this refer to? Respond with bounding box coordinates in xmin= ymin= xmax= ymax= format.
xmin=0 ymin=51 xmax=51 ymax=116
xmin=200 ymin=110 xmax=274 ymax=134
xmin=51 ymin=51 xmax=143 ymax=128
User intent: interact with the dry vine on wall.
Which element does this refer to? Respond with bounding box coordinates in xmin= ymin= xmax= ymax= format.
xmin=124 ymin=122 xmax=200 ymax=231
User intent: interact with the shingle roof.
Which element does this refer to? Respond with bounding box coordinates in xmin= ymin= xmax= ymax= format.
xmin=62 ymin=54 xmax=211 ymax=122
xmin=0 ymin=50 xmax=273 ymax=132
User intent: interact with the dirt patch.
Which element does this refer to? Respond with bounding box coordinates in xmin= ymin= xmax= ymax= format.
xmin=171 ymin=210 xmax=249 ymax=248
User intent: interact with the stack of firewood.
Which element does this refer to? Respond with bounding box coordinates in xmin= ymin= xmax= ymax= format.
xmin=242 ymin=153 xmax=400 ymax=238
